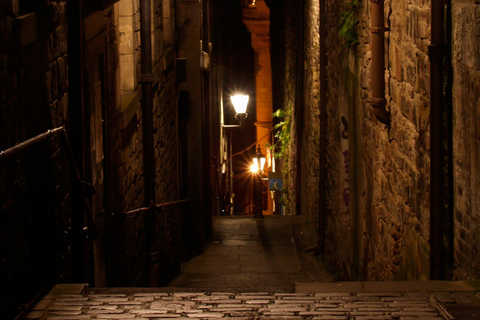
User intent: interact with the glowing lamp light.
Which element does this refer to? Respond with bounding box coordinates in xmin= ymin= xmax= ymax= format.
xmin=230 ymin=95 xmax=249 ymax=114
xmin=252 ymin=145 xmax=266 ymax=173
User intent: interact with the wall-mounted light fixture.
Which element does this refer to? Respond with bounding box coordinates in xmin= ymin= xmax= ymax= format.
xmin=224 ymin=94 xmax=249 ymax=128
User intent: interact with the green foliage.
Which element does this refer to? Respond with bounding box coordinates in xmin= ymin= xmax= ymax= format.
xmin=268 ymin=108 xmax=291 ymax=159
xmin=338 ymin=0 xmax=360 ymax=47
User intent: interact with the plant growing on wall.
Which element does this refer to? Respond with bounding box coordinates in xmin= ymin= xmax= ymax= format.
xmin=338 ymin=0 xmax=360 ymax=47
xmin=268 ymin=108 xmax=291 ymax=159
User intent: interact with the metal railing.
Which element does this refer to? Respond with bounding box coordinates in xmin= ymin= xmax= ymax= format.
xmin=0 ymin=126 xmax=98 ymax=239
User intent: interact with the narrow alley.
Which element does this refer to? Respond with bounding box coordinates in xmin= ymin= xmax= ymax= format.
xmin=2 ymin=0 xmax=480 ymax=319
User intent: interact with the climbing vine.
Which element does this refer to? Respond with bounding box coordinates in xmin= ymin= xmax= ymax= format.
xmin=338 ymin=0 xmax=361 ymax=47
xmin=268 ymin=108 xmax=291 ymax=159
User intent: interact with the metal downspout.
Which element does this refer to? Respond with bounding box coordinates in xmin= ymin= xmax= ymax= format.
xmin=370 ymin=0 xmax=390 ymax=124
xmin=140 ymin=0 xmax=155 ymax=286
xmin=317 ymin=0 xmax=327 ymax=255
xmin=429 ymin=0 xmax=445 ymax=280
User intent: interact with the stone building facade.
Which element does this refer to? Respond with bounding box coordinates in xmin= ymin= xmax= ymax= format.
xmin=1 ymin=0 xmax=218 ymax=317
xmin=274 ymin=0 xmax=480 ymax=281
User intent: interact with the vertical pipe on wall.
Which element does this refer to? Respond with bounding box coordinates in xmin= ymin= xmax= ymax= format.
xmin=370 ymin=0 xmax=390 ymax=124
xmin=429 ymin=0 xmax=445 ymax=280
xmin=140 ymin=0 xmax=155 ymax=286
xmin=317 ymin=0 xmax=327 ymax=254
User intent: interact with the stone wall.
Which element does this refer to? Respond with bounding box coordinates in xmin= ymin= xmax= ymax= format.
xmin=107 ymin=0 xmax=185 ymax=287
xmin=320 ymin=0 xmax=432 ymax=280
xmin=451 ymin=1 xmax=480 ymax=280
xmin=0 ymin=1 xmax=71 ymax=317
xmin=282 ymin=0 xmax=480 ymax=281
xmin=277 ymin=0 xmax=458 ymax=280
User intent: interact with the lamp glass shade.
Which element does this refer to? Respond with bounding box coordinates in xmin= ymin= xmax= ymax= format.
xmin=231 ymin=95 xmax=249 ymax=114
xmin=260 ymin=157 xmax=266 ymax=170
xmin=253 ymin=145 xmax=266 ymax=172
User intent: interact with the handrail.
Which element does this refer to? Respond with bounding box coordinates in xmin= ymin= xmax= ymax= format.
xmin=0 ymin=127 xmax=65 ymax=160
xmin=112 ymin=199 xmax=189 ymax=217
xmin=0 ymin=126 xmax=98 ymax=239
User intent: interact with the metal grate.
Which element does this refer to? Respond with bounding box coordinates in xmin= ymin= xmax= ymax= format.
xmin=440 ymin=304 xmax=480 ymax=320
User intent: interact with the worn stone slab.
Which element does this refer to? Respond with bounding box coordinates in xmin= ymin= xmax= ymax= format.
xmin=96 ymin=315 xmax=136 ymax=319
xmin=47 ymin=316 xmax=92 ymax=320
xmin=186 ymin=312 xmax=225 ymax=318
xmin=33 ymin=299 xmax=52 ymax=310
xmin=49 ymin=310 xmax=83 ymax=316
xmin=26 ymin=311 xmax=44 ymax=319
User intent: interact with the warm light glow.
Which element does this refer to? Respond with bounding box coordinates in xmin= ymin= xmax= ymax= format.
xmin=260 ymin=157 xmax=266 ymax=171
xmin=230 ymin=95 xmax=249 ymax=114
xmin=250 ymin=163 xmax=259 ymax=173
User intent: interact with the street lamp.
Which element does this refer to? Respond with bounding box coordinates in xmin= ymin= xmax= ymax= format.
xmin=224 ymin=94 xmax=249 ymax=127
xmin=252 ymin=145 xmax=265 ymax=218
xmin=223 ymin=94 xmax=249 ymax=216
xmin=252 ymin=145 xmax=266 ymax=173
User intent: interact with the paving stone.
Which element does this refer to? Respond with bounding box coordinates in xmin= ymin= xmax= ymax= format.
xmin=311 ymin=316 xmax=348 ymax=320
xmin=314 ymin=293 xmax=352 ymax=297
xmin=26 ymin=311 xmax=44 ymax=319
xmin=49 ymin=310 xmax=83 ymax=315
xmin=212 ymin=307 xmax=255 ymax=312
xmin=212 ymin=300 xmax=244 ymax=304
xmin=353 ymin=316 xmax=392 ymax=320
xmin=257 ymin=316 xmax=303 ymax=320
xmin=96 ymin=315 xmax=136 ymax=319
xmin=312 ymin=304 xmax=342 ymax=308
xmin=134 ymin=293 xmax=169 ymax=297
xmin=264 ymin=307 xmax=309 ymax=312
xmin=130 ymin=309 xmax=169 ymax=314
xmin=281 ymin=296 xmax=321 ymax=301
xmin=54 ymin=301 xmax=103 ymax=306
xmin=262 ymin=312 xmax=296 ymax=316
xmin=245 ymin=300 xmax=273 ymax=304
xmin=134 ymin=296 xmax=155 ymax=302
xmin=229 ymin=311 xmax=260 ymax=317
xmin=192 ymin=295 xmax=232 ymax=301
xmin=237 ymin=296 xmax=275 ymax=300
xmin=86 ymin=308 xmax=125 ymax=314
xmin=299 ymin=311 xmax=347 ymax=316
xmin=33 ymin=299 xmax=52 ymax=310
xmin=49 ymin=305 xmax=83 ymax=311
xmin=92 ymin=297 xmax=130 ymax=302
xmin=114 ymin=300 xmax=143 ymax=305
xmin=356 ymin=292 xmax=403 ymax=297
xmin=47 ymin=316 xmax=92 ymax=320
xmin=140 ymin=315 xmax=183 ymax=318
xmin=186 ymin=312 xmax=225 ymax=317
xmin=390 ymin=311 xmax=440 ymax=317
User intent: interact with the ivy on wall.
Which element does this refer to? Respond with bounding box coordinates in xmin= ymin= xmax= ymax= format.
xmin=338 ymin=0 xmax=360 ymax=47
xmin=268 ymin=108 xmax=291 ymax=159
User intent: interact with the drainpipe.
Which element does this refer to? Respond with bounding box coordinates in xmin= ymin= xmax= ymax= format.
xmin=140 ymin=0 xmax=155 ymax=286
xmin=317 ymin=0 xmax=327 ymax=254
xmin=429 ymin=0 xmax=445 ymax=280
xmin=370 ymin=0 xmax=390 ymax=124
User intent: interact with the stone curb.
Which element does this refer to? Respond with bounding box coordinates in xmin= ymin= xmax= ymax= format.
xmin=295 ymin=281 xmax=480 ymax=293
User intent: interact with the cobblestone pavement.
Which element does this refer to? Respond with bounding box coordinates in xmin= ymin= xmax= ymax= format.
xmin=27 ymin=284 xmax=475 ymax=320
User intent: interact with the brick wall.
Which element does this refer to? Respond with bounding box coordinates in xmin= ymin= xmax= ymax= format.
xmin=0 ymin=1 xmax=71 ymax=317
